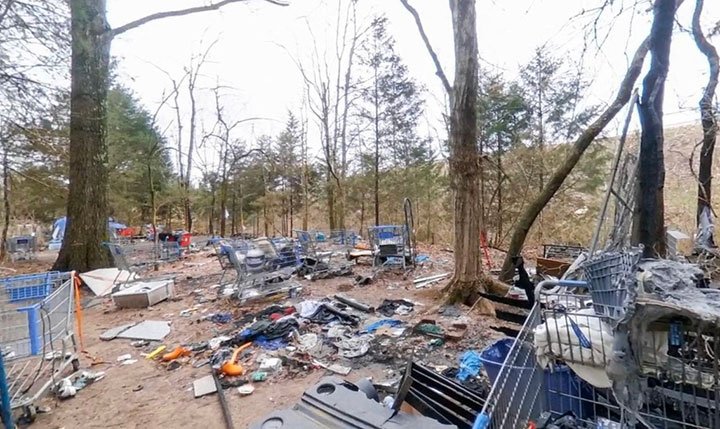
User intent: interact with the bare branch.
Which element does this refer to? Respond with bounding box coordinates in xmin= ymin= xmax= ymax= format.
xmin=111 ymin=0 xmax=288 ymax=38
xmin=399 ymin=0 xmax=452 ymax=95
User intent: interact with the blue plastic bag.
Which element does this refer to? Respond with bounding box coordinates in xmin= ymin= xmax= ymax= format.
xmin=457 ymin=350 xmax=482 ymax=382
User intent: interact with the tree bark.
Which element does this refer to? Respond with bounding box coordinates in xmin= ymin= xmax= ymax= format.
xmin=636 ymin=0 xmax=676 ymax=258
xmin=499 ymin=37 xmax=650 ymax=281
xmin=1 ymin=145 xmax=10 ymax=262
xmin=692 ymin=0 xmax=719 ymax=232
xmin=54 ymin=0 xmax=111 ymax=272
xmin=443 ymin=0 xmax=494 ymax=308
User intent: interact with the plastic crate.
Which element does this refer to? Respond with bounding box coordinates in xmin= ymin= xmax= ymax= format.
xmin=583 ymin=252 xmax=640 ymax=321
xmin=0 ymin=272 xmax=70 ymax=303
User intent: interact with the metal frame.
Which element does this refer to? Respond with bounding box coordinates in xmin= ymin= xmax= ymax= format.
xmin=367 ymin=225 xmax=412 ymax=272
xmin=0 ymin=274 xmax=80 ymax=426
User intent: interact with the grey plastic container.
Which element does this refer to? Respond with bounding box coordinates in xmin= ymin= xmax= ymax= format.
xmin=583 ymin=251 xmax=640 ymax=321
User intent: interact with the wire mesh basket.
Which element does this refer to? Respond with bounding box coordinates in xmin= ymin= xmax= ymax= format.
xmin=583 ymin=251 xmax=640 ymax=321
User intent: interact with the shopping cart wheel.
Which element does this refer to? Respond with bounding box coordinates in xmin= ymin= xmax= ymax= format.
xmin=22 ymin=405 xmax=37 ymax=423
xmin=72 ymin=358 xmax=81 ymax=371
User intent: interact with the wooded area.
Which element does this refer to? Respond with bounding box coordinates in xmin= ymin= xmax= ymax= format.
xmin=1 ymin=0 xmax=717 ymax=286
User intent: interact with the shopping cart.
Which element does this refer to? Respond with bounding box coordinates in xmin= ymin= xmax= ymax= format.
xmin=5 ymin=237 xmax=37 ymax=263
xmin=0 ymin=272 xmax=79 ymax=425
xmin=367 ymin=225 xmax=413 ymax=272
xmin=479 ymin=278 xmax=720 ymax=429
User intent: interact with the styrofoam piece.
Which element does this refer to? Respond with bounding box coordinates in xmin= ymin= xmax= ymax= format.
xmin=80 ymin=268 xmax=136 ymax=296
xmin=100 ymin=323 xmax=136 ymax=341
xmin=193 ymin=375 xmax=217 ymax=398
xmin=116 ymin=320 xmax=171 ymax=341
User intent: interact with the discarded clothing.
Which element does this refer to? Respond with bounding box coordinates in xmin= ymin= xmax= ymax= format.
xmin=335 ymin=334 xmax=373 ymax=358
xmin=439 ymin=305 xmax=462 ymax=318
xmin=307 ymin=303 xmax=360 ymax=326
xmin=417 ymin=323 xmax=443 ymax=336
xmin=229 ymin=317 xmax=299 ymax=345
xmin=256 ymin=305 xmax=296 ymax=320
xmin=254 ymin=337 xmax=287 ymax=350
xmin=362 ymin=319 xmax=403 ymax=333
xmin=456 ymin=350 xmax=482 ymax=382
xmin=296 ymin=300 xmax=323 ymax=318
xmin=377 ymin=299 xmax=415 ymax=317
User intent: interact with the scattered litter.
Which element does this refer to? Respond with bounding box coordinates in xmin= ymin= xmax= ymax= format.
xmin=207 ymin=312 xmax=232 ymax=324
xmin=116 ymin=320 xmax=171 ymax=341
xmin=132 ymin=385 xmax=143 ymax=392
xmin=258 ymin=357 xmax=282 ymax=373
xmin=162 ymin=346 xmax=191 ymax=361
xmin=100 ymin=323 xmax=136 ymax=341
xmin=121 ymin=359 xmax=138 ymax=365
xmin=251 ymin=371 xmax=268 ymax=382
xmin=146 ymin=345 xmax=167 ymax=360
xmin=55 ymin=371 xmax=105 ymax=399
xmin=353 ymin=274 xmax=374 ymax=286
xmin=362 ymin=319 xmax=403 ymax=333
xmin=334 ymin=334 xmax=373 ymax=358
xmin=209 ymin=336 xmax=231 ymax=350
xmin=326 ymin=325 xmax=350 ymax=338
xmin=167 ymin=361 xmax=182 ymax=371
xmin=314 ymin=360 xmax=352 ymax=375
xmin=378 ymin=299 xmax=415 ymax=317
xmin=116 ymin=354 xmax=133 ymax=362
xmin=413 ymin=272 xmax=450 ymax=289
xmin=334 ymin=294 xmax=374 ymax=313
xmin=193 ymin=375 xmax=217 ymax=398
xmin=131 ymin=340 xmax=149 ymax=348
xmin=237 ymin=384 xmax=255 ymax=396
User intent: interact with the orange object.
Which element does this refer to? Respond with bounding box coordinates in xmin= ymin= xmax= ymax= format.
xmin=162 ymin=346 xmax=191 ymax=362
xmin=221 ymin=343 xmax=252 ymax=376
xmin=73 ymin=272 xmax=85 ymax=351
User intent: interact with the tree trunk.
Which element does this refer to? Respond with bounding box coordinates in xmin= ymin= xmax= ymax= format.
xmin=54 ymin=0 xmax=111 ymax=272
xmin=327 ymin=171 xmax=335 ymax=230
xmin=499 ymin=37 xmax=650 ymax=281
xmin=636 ymin=0 xmax=676 ymax=258
xmin=0 ymin=145 xmax=10 ymax=262
xmin=692 ymin=0 xmax=719 ymax=233
xmin=443 ymin=0 xmax=505 ymax=309
xmin=374 ymin=65 xmax=380 ymax=226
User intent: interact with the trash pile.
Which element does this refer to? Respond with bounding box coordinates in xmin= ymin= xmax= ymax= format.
xmin=479 ymin=249 xmax=720 ymax=429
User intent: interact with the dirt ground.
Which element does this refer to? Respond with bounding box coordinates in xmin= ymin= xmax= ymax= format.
xmin=7 ymin=245 xmax=509 ymax=429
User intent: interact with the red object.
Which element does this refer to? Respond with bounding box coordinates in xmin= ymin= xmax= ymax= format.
xmin=119 ymin=228 xmax=134 ymax=237
xmin=179 ymin=232 xmax=192 ymax=248
xmin=480 ymin=231 xmax=493 ymax=269
xmin=269 ymin=313 xmax=283 ymax=321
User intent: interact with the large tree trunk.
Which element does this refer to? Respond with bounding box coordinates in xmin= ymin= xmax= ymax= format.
xmin=636 ymin=0 xmax=676 ymax=258
xmin=54 ymin=0 xmax=111 ymax=272
xmin=443 ymin=0 xmax=505 ymax=309
xmin=692 ymin=0 xmax=719 ymax=234
xmin=499 ymin=37 xmax=650 ymax=280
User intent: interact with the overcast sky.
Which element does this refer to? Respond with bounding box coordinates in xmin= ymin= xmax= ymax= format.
xmin=107 ymin=0 xmax=720 ymax=171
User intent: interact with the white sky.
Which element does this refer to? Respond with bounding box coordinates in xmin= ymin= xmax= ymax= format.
xmin=108 ymin=0 xmax=720 ymax=173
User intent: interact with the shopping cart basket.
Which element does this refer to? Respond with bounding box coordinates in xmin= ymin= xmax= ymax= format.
xmin=0 ymin=273 xmax=79 ymax=425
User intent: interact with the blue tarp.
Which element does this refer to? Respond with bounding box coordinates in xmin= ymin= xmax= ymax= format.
xmin=51 ymin=216 xmax=127 ymax=245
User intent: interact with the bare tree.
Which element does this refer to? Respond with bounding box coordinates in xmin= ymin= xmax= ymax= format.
xmin=55 ymin=0 xmax=287 ymax=272
xmin=401 ymin=0 xmax=508 ymax=309
xmin=691 ymin=0 xmax=719 ymax=240
xmin=292 ymin=1 xmax=368 ymax=231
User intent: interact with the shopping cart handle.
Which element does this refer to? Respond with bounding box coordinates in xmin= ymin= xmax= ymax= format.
xmin=534 ymin=279 xmax=588 ymax=301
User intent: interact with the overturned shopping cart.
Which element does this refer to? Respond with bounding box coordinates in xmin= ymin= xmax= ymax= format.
xmin=0 ymin=272 xmax=79 ymax=426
